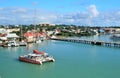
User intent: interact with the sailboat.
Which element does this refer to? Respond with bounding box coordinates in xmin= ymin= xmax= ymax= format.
xmin=19 ymin=25 xmax=27 ymax=46
xmin=36 ymin=37 xmax=42 ymax=43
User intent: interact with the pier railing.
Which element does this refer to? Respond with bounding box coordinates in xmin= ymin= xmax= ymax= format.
xmin=50 ymin=38 xmax=120 ymax=48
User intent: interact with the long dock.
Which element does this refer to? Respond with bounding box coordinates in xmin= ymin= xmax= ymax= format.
xmin=50 ymin=38 xmax=120 ymax=48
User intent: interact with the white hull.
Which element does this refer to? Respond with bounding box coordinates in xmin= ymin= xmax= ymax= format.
xmin=36 ymin=40 xmax=42 ymax=43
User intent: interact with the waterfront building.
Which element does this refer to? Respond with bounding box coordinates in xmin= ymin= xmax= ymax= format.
xmin=47 ymin=31 xmax=54 ymax=36
xmin=6 ymin=28 xmax=20 ymax=33
xmin=115 ymin=28 xmax=120 ymax=33
xmin=24 ymin=31 xmax=47 ymax=43
xmin=54 ymin=29 xmax=61 ymax=35
xmin=0 ymin=33 xmax=19 ymax=41
xmin=0 ymin=28 xmax=7 ymax=33
xmin=24 ymin=31 xmax=34 ymax=43
xmin=103 ymin=28 xmax=116 ymax=34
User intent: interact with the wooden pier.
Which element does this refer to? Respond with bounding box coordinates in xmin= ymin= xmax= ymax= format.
xmin=50 ymin=38 xmax=120 ymax=48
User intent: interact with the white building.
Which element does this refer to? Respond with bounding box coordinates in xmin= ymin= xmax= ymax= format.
xmin=0 ymin=28 xmax=8 ymax=34
xmin=0 ymin=33 xmax=19 ymax=40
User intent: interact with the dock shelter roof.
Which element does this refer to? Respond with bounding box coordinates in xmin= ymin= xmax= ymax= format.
xmin=6 ymin=33 xmax=19 ymax=38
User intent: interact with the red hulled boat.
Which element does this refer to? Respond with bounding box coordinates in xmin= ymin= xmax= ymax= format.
xmin=19 ymin=50 xmax=55 ymax=65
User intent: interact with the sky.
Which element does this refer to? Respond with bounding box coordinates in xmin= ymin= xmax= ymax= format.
xmin=0 ymin=0 xmax=120 ymax=26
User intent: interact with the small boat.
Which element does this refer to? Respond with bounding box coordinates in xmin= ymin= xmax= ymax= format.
xmin=3 ymin=40 xmax=19 ymax=47
xmin=35 ymin=37 xmax=43 ymax=43
xmin=19 ymin=42 xmax=27 ymax=46
xmin=35 ymin=39 xmax=42 ymax=43
xmin=110 ymin=34 xmax=120 ymax=41
xmin=19 ymin=50 xmax=55 ymax=65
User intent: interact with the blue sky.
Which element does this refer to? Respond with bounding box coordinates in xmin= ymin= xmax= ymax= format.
xmin=0 ymin=0 xmax=120 ymax=26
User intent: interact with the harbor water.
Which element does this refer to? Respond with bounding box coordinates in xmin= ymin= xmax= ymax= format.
xmin=0 ymin=35 xmax=120 ymax=78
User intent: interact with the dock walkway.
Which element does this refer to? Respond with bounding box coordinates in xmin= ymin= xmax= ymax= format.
xmin=51 ymin=38 xmax=120 ymax=48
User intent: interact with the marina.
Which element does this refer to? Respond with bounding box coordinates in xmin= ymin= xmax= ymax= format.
xmin=0 ymin=0 xmax=120 ymax=78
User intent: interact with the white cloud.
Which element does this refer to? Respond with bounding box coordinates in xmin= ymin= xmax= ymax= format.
xmin=0 ymin=5 xmax=120 ymax=26
xmin=32 ymin=1 xmax=38 ymax=6
xmin=117 ymin=11 xmax=120 ymax=15
xmin=11 ymin=8 xmax=27 ymax=13
xmin=0 ymin=8 xmax=4 ymax=10
xmin=87 ymin=5 xmax=99 ymax=18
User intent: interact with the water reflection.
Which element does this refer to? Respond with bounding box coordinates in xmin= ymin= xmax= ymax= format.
xmin=27 ymin=41 xmax=48 ymax=50
xmin=5 ymin=47 xmax=19 ymax=52
xmin=80 ymin=34 xmax=120 ymax=42
xmin=25 ymin=62 xmax=55 ymax=72
xmin=38 ymin=63 xmax=55 ymax=71
xmin=27 ymin=43 xmax=34 ymax=50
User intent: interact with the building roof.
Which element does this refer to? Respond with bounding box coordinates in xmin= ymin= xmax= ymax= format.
xmin=35 ymin=32 xmax=42 ymax=37
xmin=24 ymin=31 xmax=46 ymax=37
xmin=0 ymin=34 xmax=7 ymax=37
xmin=0 ymin=28 xmax=7 ymax=33
xmin=6 ymin=33 xmax=19 ymax=38
xmin=24 ymin=32 xmax=34 ymax=37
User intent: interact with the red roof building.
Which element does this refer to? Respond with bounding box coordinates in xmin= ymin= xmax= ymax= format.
xmin=24 ymin=31 xmax=47 ymax=42
xmin=24 ymin=32 xmax=34 ymax=37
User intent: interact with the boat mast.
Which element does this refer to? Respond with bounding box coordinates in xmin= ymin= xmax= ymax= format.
xmin=20 ymin=25 xmax=22 ymax=41
xmin=33 ymin=2 xmax=37 ymax=43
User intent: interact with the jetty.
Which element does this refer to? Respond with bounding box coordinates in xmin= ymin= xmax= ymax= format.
xmin=50 ymin=38 xmax=120 ymax=48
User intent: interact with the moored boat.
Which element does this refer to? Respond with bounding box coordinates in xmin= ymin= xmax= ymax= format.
xmin=36 ymin=39 xmax=42 ymax=43
xmin=3 ymin=40 xmax=19 ymax=47
xmin=110 ymin=34 xmax=120 ymax=41
xmin=19 ymin=42 xmax=27 ymax=46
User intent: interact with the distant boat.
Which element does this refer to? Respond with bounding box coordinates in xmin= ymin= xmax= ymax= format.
xmin=19 ymin=42 xmax=27 ymax=46
xmin=35 ymin=38 xmax=42 ymax=43
xmin=19 ymin=50 xmax=55 ymax=65
xmin=110 ymin=34 xmax=120 ymax=41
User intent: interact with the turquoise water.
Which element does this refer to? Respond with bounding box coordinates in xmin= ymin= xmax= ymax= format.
xmin=0 ymin=40 xmax=120 ymax=78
